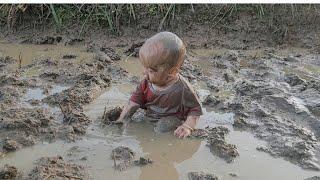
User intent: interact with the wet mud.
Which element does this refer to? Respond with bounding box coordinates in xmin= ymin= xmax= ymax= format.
xmin=0 ymin=164 xmax=19 ymax=179
xmin=196 ymin=47 xmax=320 ymax=171
xmin=28 ymin=156 xmax=88 ymax=179
xmin=188 ymin=171 xmax=219 ymax=180
xmin=0 ymin=32 xmax=320 ymax=179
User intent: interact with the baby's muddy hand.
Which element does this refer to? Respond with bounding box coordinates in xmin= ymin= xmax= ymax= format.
xmin=174 ymin=125 xmax=191 ymax=139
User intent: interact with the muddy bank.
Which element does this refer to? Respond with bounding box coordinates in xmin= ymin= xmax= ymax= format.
xmin=1 ymin=26 xmax=320 ymax=179
xmin=28 ymin=156 xmax=89 ymax=179
xmin=0 ymin=40 xmax=128 ymax=156
xmin=198 ymin=47 xmax=320 ymax=170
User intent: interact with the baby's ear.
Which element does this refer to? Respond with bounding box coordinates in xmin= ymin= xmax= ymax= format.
xmin=169 ymin=67 xmax=179 ymax=75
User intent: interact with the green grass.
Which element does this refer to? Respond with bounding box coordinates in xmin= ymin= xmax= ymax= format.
xmin=0 ymin=4 xmax=319 ymax=36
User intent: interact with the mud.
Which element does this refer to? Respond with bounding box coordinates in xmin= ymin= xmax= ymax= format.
xmin=190 ymin=129 xmax=209 ymax=139
xmin=101 ymin=106 xmax=123 ymax=125
xmin=111 ymin=146 xmax=152 ymax=171
xmin=21 ymin=35 xmax=63 ymax=45
xmin=125 ymin=42 xmax=144 ymax=57
xmin=197 ymin=47 xmax=320 ymax=171
xmin=305 ymin=176 xmax=320 ymax=180
xmin=188 ymin=171 xmax=219 ymax=180
xmin=1 ymin=25 xmax=320 ymax=179
xmin=28 ymin=156 xmax=88 ymax=179
xmin=0 ymin=164 xmax=19 ymax=179
xmin=206 ymin=126 xmax=239 ymax=163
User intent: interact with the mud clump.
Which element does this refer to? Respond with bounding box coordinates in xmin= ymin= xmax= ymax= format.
xmin=59 ymin=100 xmax=91 ymax=135
xmin=86 ymin=43 xmax=120 ymax=61
xmin=305 ymin=176 xmax=320 ymax=180
xmin=0 ymin=164 xmax=19 ymax=179
xmin=190 ymin=129 xmax=209 ymax=139
xmin=111 ymin=146 xmax=152 ymax=171
xmin=181 ymin=58 xmax=203 ymax=81
xmin=202 ymin=95 xmax=221 ymax=107
xmin=133 ymin=157 xmax=153 ymax=166
xmin=206 ymin=126 xmax=239 ymax=163
xmin=257 ymin=140 xmax=320 ymax=171
xmin=21 ymin=35 xmax=62 ymax=45
xmin=62 ymin=54 xmax=77 ymax=59
xmin=102 ymin=106 xmax=123 ymax=125
xmin=29 ymin=156 xmax=88 ymax=179
xmin=124 ymin=42 xmax=144 ymax=57
xmin=3 ymin=139 xmax=20 ymax=152
xmin=285 ymin=74 xmax=305 ymax=86
xmin=188 ymin=171 xmax=219 ymax=180
xmin=112 ymin=146 xmax=135 ymax=162
xmin=0 ymin=107 xmax=55 ymax=152
xmin=0 ymin=56 xmax=16 ymax=69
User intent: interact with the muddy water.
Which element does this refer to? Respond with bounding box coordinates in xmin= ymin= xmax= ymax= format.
xmin=1 ymin=82 xmax=317 ymax=179
xmin=0 ymin=44 xmax=319 ymax=179
xmin=0 ymin=41 xmax=94 ymax=67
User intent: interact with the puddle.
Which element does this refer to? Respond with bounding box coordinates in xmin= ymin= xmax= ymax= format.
xmin=118 ymin=56 xmax=144 ymax=77
xmin=1 ymin=83 xmax=319 ymax=179
xmin=20 ymin=85 xmax=69 ymax=123
xmin=22 ymin=85 xmax=69 ymax=101
xmin=0 ymin=41 xmax=94 ymax=67
xmin=0 ymin=43 xmax=319 ymax=179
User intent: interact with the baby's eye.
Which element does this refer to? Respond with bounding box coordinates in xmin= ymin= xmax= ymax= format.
xmin=148 ymin=68 xmax=157 ymax=73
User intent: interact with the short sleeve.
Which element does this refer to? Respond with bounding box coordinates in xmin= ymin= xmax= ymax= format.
xmin=130 ymin=79 xmax=148 ymax=107
xmin=182 ymin=80 xmax=203 ymax=117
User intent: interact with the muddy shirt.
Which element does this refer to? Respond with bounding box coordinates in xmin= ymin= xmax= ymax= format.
xmin=130 ymin=74 xmax=203 ymax=120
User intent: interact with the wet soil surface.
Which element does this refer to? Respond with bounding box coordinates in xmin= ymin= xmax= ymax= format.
xmin=188 ymin=171 xmax=220 ymax=180
xmin=0 ymin=36 xmax=320 ymax=179
xmin=28 ymin=156 xmax=89 ymax=179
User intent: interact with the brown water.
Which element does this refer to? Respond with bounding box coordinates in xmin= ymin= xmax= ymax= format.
xmin=0 ymin=42 xmax=94 ymax=66
xmin=0 ymin=42 xmax=319 ymax=179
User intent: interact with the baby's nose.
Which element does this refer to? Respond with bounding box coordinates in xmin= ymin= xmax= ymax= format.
xmin=143 ymin=71 xmax=149 ymax=80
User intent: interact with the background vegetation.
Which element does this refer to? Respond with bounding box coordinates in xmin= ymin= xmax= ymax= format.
xmin=0 ymin=4 xmax=319 ymax=36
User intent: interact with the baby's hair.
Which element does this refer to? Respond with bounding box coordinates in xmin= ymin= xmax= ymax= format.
xmin=139 ymin=31 xmax=186 ymax=74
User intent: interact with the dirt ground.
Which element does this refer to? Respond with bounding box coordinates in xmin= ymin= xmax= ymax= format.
xmin=0 ymin=11 xmax=320 ymax=179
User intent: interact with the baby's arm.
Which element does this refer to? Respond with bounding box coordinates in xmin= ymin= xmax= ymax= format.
xmin=174 ymin=115 xmax=199 ymax=138
xmin=115 ymin=100 xmax=139 ymax=125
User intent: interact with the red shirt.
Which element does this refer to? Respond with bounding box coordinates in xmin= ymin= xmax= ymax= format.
xmin=130 ymin=74 xmax=203 ymax=120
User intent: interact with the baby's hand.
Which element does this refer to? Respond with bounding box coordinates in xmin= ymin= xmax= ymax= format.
xmin=174 ymin=124 xmax=192 ymax=138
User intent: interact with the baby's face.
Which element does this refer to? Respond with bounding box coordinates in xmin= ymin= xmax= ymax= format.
xmin=143 ymin=66 xmax=170 ymax=87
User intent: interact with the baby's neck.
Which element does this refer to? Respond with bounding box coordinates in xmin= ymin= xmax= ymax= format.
xmin=153 ymin=74 xmax=179 ymax=91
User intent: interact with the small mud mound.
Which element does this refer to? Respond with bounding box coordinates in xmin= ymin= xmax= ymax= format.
xmin=133 ymin=157 xmax=153 ymax=166
xmin=305 ymin=176 xmax=320 ymax=180
xmin=21 ymin=35 xmax=62 ymax=45
xmin=202 ymin=95 xmax=221 ymax=107
xmin=29 ymin=156 xmax=88 ymax=180
xmin=206 ymin=126 xmax=239 ymax=163
xmin=111 ymin=146 xmax=152 ymax=171
xmin=0 ymin=164 xmax=19 ymax=179
xmin=60 ymin=100 xmax=91 ymax=135
xmin=188 ymin=171 xmax=219 ymax=180
xmin=190 ymin=129 xmax=209 ymax=139
xmin=285 ymin=74 xmax=306 ymax=86
xmin=0 ymin=107 xmax=54 ymax=153
xmin=3 ymin=139 xmax=20 ymax=152
xmin=86 ymin=43 xmax=121 ymax=61
xmin=102 ymin=107 xmax=123 ymax=125
xmin=0 ymin=56 xmax=16 ymax=69
xmin=181 ymin=58 xmax=203 ymax=82
xmin=62 ymin=54 xmax=77 ymax=59
xmin=124 ymin=42 xmax=144 ymax=57
xmin=111 ymin=146 xmax=135 ymax=162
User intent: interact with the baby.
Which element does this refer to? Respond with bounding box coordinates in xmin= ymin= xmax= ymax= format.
xmin=115 ymin=31 xmax=203 ymax=138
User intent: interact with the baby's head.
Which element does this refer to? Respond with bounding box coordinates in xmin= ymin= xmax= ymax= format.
xmin=139 ymin=31 xmax=186 ymax=86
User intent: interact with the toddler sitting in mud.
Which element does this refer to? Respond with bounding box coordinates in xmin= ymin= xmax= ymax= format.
xmin=115 ymin=31 xmax=203 ymax=138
